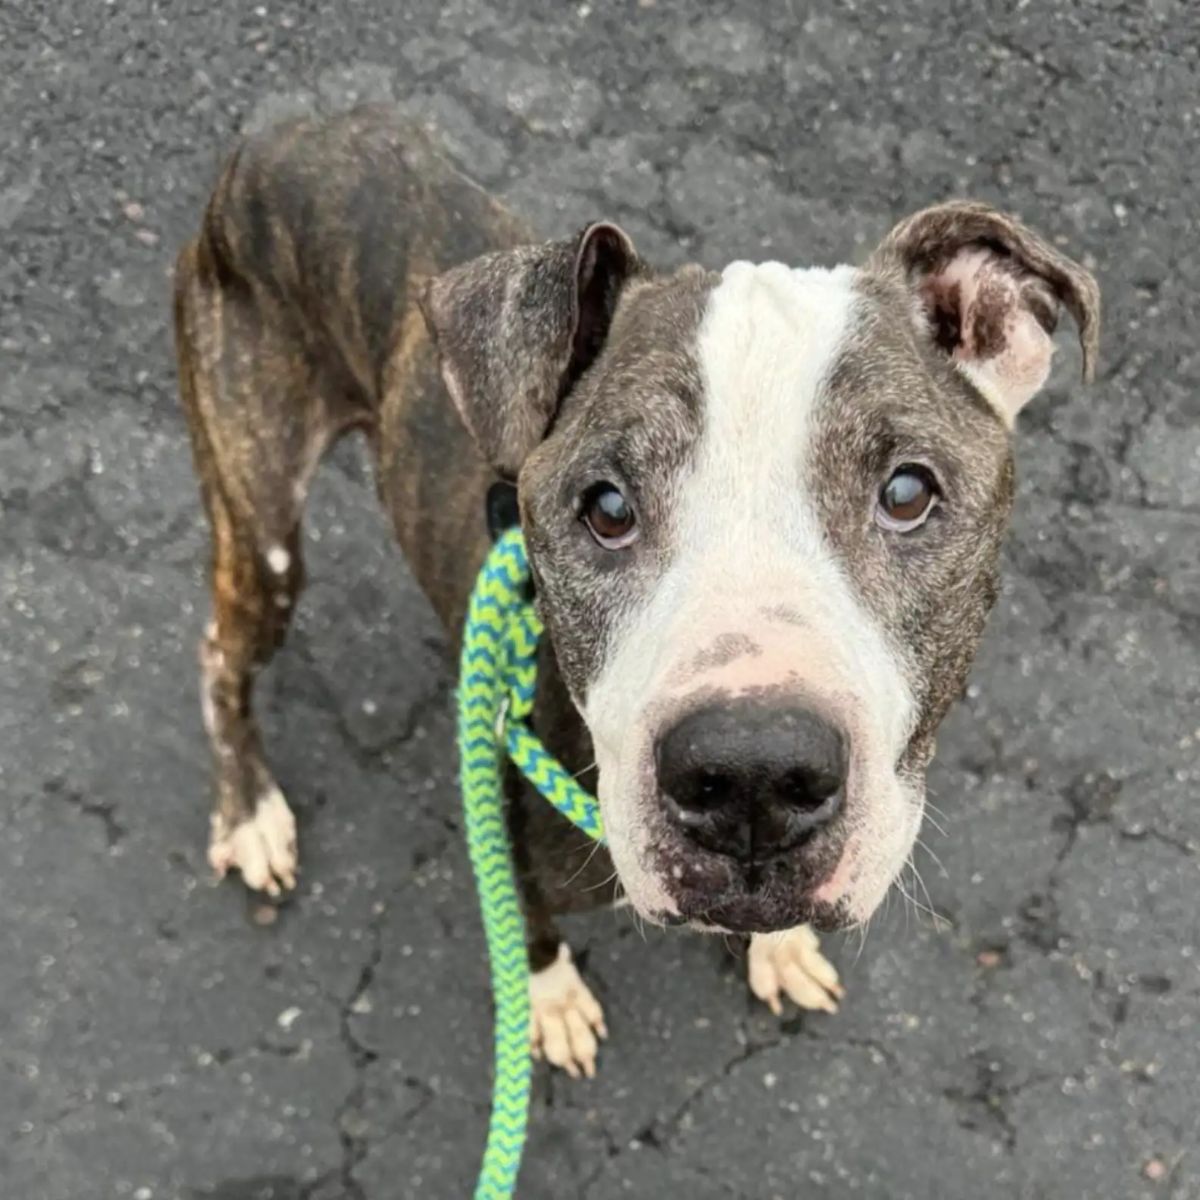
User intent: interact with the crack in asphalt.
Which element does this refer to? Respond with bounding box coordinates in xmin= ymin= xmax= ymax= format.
xmin=581 ymin=1015 xmax=905 ymax=1196
xmin=280 ymin=621 xmax=453 ymax=776
xmin=327 ymin=896 xmax=388 ymax=1200
xmin=43 ymin=775 xmax=126 ymax=848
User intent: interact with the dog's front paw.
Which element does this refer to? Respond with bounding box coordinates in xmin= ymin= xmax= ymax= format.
xmin=748 ymin=925 xmax=844 ymax=1016
xmin=208 ymin=788 xmax=298 ymax=897
xmin=530 ymin=944 xmax=607 ymax=1079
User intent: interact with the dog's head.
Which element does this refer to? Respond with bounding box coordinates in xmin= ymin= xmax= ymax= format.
xmin=422 ymin=203 xmax=1099 ymax=933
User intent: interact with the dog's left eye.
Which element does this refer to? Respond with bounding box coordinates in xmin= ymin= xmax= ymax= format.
xmin=876 ymin=465 xmax=940 ymax=532
xmin=581 ymin=481 xmax=638 ymax=548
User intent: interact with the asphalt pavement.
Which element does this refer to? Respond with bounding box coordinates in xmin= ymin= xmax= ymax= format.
xmin=2 ymin=2 xmax=1198 ymax=1197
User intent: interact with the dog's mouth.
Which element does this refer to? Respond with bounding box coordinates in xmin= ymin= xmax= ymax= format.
xmin=675 ymin=897 xmax=851 ymax=935
xmin=646 ymin=822 xmax=853 ymax=934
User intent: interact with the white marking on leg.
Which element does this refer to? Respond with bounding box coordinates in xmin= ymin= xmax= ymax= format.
xmin=199 ymin=674 xmax=219 ymax=740
xmin=266 ymin=544 xmax=290 ymax=574
xmin=208 ymin=787 xmax=299 ymax=897
xmin=529 ymin=943 xmax=607 ymax=1079
xmin=748 ymin=924 xmax=845 ymax=1016
xmin=198 ymin=628 xmax=231 ymax=756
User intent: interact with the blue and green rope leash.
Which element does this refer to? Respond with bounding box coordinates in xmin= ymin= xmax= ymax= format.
xmin=457 ymin=520 xmax=604 ymax=1199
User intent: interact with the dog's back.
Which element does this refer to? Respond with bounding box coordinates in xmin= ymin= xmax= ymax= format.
xmin=185 ymin=106 xmax=526 ymax=403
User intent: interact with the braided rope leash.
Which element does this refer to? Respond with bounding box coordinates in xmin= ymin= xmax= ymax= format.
xmin=457 ymin=526 xmax=604 ymax=1199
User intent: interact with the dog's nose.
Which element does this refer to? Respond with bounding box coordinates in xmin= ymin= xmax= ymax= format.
xmin=656 ymin=701 xmax=847 ymax=861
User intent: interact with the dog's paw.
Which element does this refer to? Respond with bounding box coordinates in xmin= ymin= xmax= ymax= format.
xmin=530 ymin=944 xmax=607 ymax=1079
xmin=748 ymin=924 xmax=844 ymax=1016
xmin=208 ymin=788 xmax=298 ymax=897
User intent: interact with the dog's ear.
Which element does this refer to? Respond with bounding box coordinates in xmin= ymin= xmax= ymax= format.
xmin=420 ymin=222 xmax=639 ymax=477
xmin=870 ymin=202 xmax=1100 ymax=422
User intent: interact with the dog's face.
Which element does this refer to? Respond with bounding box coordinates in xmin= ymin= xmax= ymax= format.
xmin=424 ymin=204 xmax=1099 ymax=933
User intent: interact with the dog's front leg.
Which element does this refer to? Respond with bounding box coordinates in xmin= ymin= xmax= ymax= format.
xmin=748 ymin=925 xmax=845 ymax=1016
xmin=525 ymin=910 xmax=606 ymax=1079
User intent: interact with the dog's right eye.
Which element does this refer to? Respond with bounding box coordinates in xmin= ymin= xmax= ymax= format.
xmin=581 ymin=482 xmax=638 ymax=549
xmin=876 ymin=465 xmax=940 ymax=532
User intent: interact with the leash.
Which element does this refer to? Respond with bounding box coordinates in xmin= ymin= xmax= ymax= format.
xmin=457 ymin=516 xmax=604 ymax=1200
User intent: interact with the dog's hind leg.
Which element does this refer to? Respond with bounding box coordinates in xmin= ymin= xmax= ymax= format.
xmin=196 ymin=485 xmax=305 ymax=897
xmin=175 ymin=244 xmax=364 ymax=895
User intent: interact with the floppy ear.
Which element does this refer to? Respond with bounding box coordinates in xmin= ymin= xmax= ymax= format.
xmin=871 ymin=202 xmax=1100 ymax=422
xmin=419 ymin=222 xmax=639 ymax=477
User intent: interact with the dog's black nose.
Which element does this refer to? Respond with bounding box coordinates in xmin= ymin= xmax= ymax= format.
xmin=656 ymin=701 xmax=847 ymax=861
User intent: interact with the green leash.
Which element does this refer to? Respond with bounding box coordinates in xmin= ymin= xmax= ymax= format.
xmin=457 ymin=525 xmax=604 ymax=1199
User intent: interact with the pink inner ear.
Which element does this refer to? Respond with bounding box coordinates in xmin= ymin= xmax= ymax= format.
xmin=921 ymin=247 xmax=1055 ymax=418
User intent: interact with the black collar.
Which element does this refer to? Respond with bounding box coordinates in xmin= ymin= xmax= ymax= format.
xmin=485 ymin=481 xmax=536 ymax=603
xmin=486 ymin=480 xmax=520 ymax=542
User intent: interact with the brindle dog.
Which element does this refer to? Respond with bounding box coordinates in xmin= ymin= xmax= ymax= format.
xmin=175 ymin=105 xmax=1098 ymax=1077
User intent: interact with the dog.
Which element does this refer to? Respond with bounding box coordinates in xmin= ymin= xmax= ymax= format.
xmin=174 ymin=105 xmax=1099 ymax=1079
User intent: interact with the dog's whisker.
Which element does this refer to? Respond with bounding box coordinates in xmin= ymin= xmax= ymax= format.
xmin=897 ymin=865 xmax=945 ymax=929
xmin=581 ymin=866 xmax=620 ymax=893
xmin=921 ymin=813 xmax=949 ymax=839
xmin=614 ymin=889 xmax=643 ymax=934
xmin=608 ymin=880 xmax=629 ymax=928
xmin=914 ymin=834 xmax=949 ymax=878
xmin=851 ymin=914 xmax=873 ymax=964
xmin=909 ymin=865 xmax=943 ymax=922
xmin=618 ymin=896 xmax=643 ymax=939
xmin=907 ymin=857 xmax=939 ymax=923
xmin=894 ymin=876 xmax=918 ymax=928
xmin=921 ymin=809 xmax=949 ymax=839
xmin=923 ymin=796 xmax=952 ymax=827
xmin=571 ymin=760 xmax=597 ymax=782
xmin=562 ymin=840 xmax=605 ymax=888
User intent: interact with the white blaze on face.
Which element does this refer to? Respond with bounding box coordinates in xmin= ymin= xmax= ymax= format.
xmin=584 ymin=261 xmax=922 ymax=923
